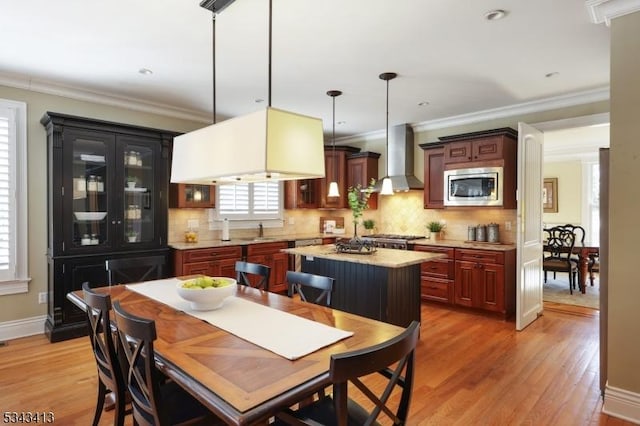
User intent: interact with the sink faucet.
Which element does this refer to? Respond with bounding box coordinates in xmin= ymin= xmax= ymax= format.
xmin=258 ymin=222 xmax=264 ymax=238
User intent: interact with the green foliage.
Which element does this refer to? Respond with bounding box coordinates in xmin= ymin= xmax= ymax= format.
xmin=347 ymin=179 xmax=376 ymax=221
xmin=363 ymin=219 xmax=375 ymax=230
xmin=426 ymin=221 xmax=444 ymax=232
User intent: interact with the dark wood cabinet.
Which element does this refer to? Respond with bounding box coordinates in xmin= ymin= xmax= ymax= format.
xmin=319 ymin=146 xmax=360 ymax=209
xmin=414 ymin=246 xmax=455 ymax=304
xmin=420 ymin=143 xmax=445 ymax=209
xmin=41 ymin=112 xmax=174 ymax=342
xmin=284 ymin=179 xmax=320 ymax=209
xmin=454 ymin=248 xmax=515 ymax=316
xmin=443 ymin=136 xmax=505 ymax=164
xmin=246 ymin=242 xmax=289 ymax=293
xmin=173 ymin=246 xmax=242 ymax=278
xmin=170 ymin=184 xmax=215 ymax=208
xmin=347 ymin=151 xmax=380 ymax=210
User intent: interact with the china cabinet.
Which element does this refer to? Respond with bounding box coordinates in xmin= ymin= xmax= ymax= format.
xmin=41 ymin=112 xmax=175 ymax=342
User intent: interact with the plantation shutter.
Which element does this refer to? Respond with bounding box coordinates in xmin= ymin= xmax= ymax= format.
xmin=0 ymin=107 xmax=16 ymax=277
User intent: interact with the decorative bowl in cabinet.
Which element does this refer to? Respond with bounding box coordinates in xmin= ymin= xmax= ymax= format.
xmin=74 ymin=212 xmax=107 ymax=221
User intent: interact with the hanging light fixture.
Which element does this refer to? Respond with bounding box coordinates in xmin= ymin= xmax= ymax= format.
xmin=327 ymin=90 xmax=342 ymax=198
xmin=378 ymin=72 xmax=397 ymax=195
xmin=171 ymin=0 xmax=325 ymax=185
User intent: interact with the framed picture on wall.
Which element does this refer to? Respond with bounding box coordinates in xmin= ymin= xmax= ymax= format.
xmin=543 ymin=177 xmax=558 ymax=213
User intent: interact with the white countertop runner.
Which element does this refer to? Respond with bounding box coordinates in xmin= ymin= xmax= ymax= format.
xmin=126 ymin=278 xmax=353 ymax=360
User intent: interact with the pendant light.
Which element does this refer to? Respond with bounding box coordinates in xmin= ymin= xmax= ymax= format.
xmin=327 ymin=90 xmax=342 ymax=198
xmin=379 ymin=72 xmax=397 ymax=195
xmin=171 ymin=0 xmax=325 ymax=185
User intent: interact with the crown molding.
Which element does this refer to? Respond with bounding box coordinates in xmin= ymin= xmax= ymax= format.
xmin=0 ymin=72 xmax=212 ymax=123
xmin=586 ymin=0 xmax=640 ymax=26
xmin=337 ymin=87 xmax=610 ymax=144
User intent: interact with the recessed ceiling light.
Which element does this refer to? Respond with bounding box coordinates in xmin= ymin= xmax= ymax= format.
xmin=255 ymin=98 xmax=264 ymax=103
xmin=545 ymin=72 xmax=559 ymax=78
xmin=138 ymin=68 xmax=153 ymax=75
xmin=337 ymin=121 xmax=346 ymax=125
xmin=418 ymin=101 xmax=430 ymax=107
xmin=484 ymin=9 xmax=507 ymax=21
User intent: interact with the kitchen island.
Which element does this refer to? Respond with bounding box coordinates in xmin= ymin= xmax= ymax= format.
xmin=282 ymin=244 xmax=445 ymax=327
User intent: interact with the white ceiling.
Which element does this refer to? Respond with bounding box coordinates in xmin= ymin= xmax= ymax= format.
xmin=1 ymin=0 xmax=610 ymax=140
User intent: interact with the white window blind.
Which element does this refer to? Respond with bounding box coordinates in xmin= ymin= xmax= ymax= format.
xmin=217 ymin=181 xmax=282 ymax=220
xmin=0 ymin=99 xmax=28 ymax=294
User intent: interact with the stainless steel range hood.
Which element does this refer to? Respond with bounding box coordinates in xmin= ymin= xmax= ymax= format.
xmin=373 ymin=124 xmax=423 ymax=192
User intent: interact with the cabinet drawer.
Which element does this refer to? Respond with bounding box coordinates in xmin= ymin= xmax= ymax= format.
xmin=183 ymin=246 xmax=242 ymax=263
xmin=420 ymin=260 xmax=453 ymax=279
xmin=455 ymin=249 xmax=504 ymax=264
xmin=414 ymin=245 xmax=454 ymax=259
xmin=421 ymin=277 xmax=452 ymax=303
xmin=246 ymin=241 xmax=289 ymax=256
xmin=183 ymin=262 xmax=212 ymax=275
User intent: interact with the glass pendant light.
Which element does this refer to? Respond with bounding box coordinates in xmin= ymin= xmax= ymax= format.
xmin=379 ymin=72 xmax=397 ymax=195
xmin=327 ymin=90 xmax=342 ymax=198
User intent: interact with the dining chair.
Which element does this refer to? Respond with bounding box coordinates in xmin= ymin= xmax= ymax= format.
xmin=274 ymin=320 xmax=420 ymax=426
xmin=112 ymin=301 xmax=223 ymax=426
xmin=286 ymin=270 xmax=335 ymax=307
xmin=543 ymin=227 xmax=579 ymax=294
xmin=235 ymin=261 xmax=271 ymax=290
xmin=106 ymin=255 xmax=166 ymax=286
xmin=589 ymin=252 xmax=600 ymax=286
xmin=82 ymin=282 xmax=130 ymax=426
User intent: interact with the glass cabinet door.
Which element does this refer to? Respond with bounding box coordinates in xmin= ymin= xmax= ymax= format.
xmin=121 ymin=139 xmax=156 ymax=246
xmin=66 ymin=129 xmax=114 ymax=252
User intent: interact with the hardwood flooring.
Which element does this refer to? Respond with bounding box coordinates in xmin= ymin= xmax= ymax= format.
xmin=0 ymin=302 xmax=633 ymax=425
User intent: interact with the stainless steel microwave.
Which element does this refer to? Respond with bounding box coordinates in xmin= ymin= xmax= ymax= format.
xmin=444 ymin=166 xmax=503 ymax=206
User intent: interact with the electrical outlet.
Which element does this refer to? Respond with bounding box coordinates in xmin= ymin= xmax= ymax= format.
xmin=38 ymin=292 xmax=48 ymax=304
xmin=288 ymin=217 xmax=295 ymax=225
xmin=505 ymin=221 xmax=512 ymax=231
xmin=187 ymin=219 xmax=199 ymax=229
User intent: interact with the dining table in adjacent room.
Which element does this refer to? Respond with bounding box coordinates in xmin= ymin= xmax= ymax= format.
xmin=67 ymin=277 xmax=406 ymax=426
xmin=543 ymin=240 xmax=599 ymax=294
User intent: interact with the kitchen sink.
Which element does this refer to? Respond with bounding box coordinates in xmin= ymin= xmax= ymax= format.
xmin=237 ymin=237 xmax=278 ymax=242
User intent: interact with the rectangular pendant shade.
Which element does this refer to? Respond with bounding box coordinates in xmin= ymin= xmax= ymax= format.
xmin=171 ymin=107 xmax=325 ymax=184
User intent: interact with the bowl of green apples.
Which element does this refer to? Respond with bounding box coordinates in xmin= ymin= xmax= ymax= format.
xmin=177 ymin=276 xmax=237 ymax=310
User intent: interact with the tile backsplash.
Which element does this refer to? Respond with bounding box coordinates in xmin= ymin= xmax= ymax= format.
xmin=168 ymin=191 xmax=516 ymax=244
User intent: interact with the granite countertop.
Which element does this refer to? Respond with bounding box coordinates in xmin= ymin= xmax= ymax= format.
xmin=282 ymin=244 xmax=446 ymax=268
xmin=169 ymin=233 xmax=339 ymax=251
xmin=411 ymin=238 xmax=516 ymax=251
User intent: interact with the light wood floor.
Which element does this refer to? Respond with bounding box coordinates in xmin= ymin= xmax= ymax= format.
xmin=0 ymin=302 xmax=634 ymax=425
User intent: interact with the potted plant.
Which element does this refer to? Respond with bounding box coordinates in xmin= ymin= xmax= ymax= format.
xmin=347 ymin=179 xmax=376 ymax=241
xmin=363 ymin=219 xmax=376 ymax=235
xmin=126 ymin=230 xmax=138 ymax=243
xmin=426 ymin=221 xmax=444 ymax=240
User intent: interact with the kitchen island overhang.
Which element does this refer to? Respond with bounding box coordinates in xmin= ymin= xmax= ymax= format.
xmin=283 ymin=245 xmax=445 ymax=328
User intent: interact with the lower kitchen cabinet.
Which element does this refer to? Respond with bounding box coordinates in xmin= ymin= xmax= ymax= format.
xmin=246 ymin=242 xmax=289 ymax=293
xmin=454 ymin=248 xmax=515 ymax=316
xmin=46 ymin=249 xmax=170 ymax=342
xmin=173 ymin=246 xmax=242 ymax=278
xmin=414 ymin=246 xmax=455 ymax=303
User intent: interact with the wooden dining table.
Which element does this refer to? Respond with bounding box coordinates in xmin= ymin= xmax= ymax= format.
xmin=67 ymin=280 xmax=406 ymax=425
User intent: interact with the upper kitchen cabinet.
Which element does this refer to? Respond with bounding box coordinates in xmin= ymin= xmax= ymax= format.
xmin=420 ymin=143 xmax=445 ymax=209
xmin=284 ymin=178 xmax=320 ymax=209
xmin=440 ymin=127 xmax=517 ymax=166
xmin=170 ymin=183 xmax=216 ymax=208
xmin=347 ymin=151 xmax=380 ymax=210
xmin=319 ymin=146 xmax=360 ymax=209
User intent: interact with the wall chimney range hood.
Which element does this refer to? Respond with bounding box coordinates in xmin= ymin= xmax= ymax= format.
xmin=373 ymin=124 xmax=423 ymax=192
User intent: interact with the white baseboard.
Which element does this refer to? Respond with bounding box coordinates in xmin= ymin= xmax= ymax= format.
xmin=603 ymin=383 xmax=640 ymax=424
xmin=0 ymin=316 xmax=46 ymax=342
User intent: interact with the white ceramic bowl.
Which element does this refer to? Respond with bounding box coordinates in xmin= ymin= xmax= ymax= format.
xmin=74 ymin=211 xmax=107 ymax=221
xmin=176 ymin=277 xmax=237 ymax=311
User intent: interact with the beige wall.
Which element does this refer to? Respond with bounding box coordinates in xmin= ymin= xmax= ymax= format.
xmin=608 ymin=11 xmax=640 ymax=394
xmin=0 ymin=84 xmax=204 ymax=323
xmin=543 ymin=161 xmax=583 ymax=226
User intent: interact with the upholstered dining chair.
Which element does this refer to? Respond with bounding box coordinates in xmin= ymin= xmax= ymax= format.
xmin=235 ymin=261 xmax=271 ymax=290
xmin=286 ymin=270 xmax=335 ymax=307
xmin=112 ymin=301 xmax=223 ymax=426
xmin=274 ymin=321 xmax=420 ymax=426
xmin=106 ymin=255 xmax=166 ymax=286
xmin=82 ymin=282 xmax=130 ymax=426
xmin=543 ymin=227 xmax=579 ymax=294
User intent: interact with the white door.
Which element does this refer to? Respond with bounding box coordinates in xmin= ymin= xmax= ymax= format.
xmin=516 ymin=122 xmax=544 ymax=330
